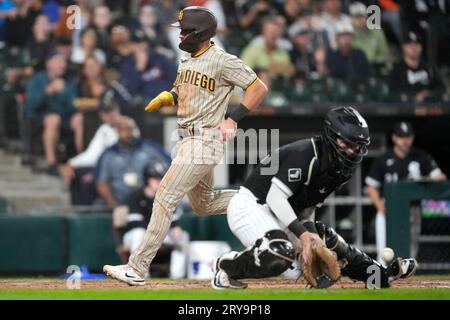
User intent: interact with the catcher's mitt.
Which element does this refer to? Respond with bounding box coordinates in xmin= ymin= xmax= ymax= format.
xmin=302 ymin=244 xmax=341 ymax=289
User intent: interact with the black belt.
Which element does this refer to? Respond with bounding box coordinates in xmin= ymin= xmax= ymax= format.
xmin=178 ymin=126 xmax=201 ymax=139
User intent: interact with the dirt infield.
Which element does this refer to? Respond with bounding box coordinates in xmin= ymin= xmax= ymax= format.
xmin=1 ymin=277 xmax=450 ymax=290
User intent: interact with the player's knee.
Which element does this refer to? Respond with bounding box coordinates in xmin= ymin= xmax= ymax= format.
xmin=258 ymin=230 xmax=295 ymax=275
xmin=190 ymin=198 xmax=213 ymax=215
xmin=219 ymin=229 xmax=295 ymax=279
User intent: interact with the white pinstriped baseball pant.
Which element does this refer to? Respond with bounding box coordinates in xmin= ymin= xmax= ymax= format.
xmin=227 ymin=186 xmax=315 ymax=251
xmin=128 ymin=132 xmax=237 ymax=276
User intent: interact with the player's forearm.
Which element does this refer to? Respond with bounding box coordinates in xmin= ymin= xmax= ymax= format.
xmin=366 ymin=186 xmax=385 ymax=213
xmin=430 ymin=169 xmax=447 ymax=181
xmin=241 ymin=78 xmax=268 ymax=111
xmin=266 ymin=179 xmax=306 ymax=237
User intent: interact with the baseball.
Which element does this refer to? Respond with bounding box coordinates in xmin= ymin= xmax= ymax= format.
xmin=383 ymin=248 xmax=395 ymax=262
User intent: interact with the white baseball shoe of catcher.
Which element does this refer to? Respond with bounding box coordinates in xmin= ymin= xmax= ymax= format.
xmin=211 ymin=252 xmax=248 ymax=290
xmin=103 ymin=264 xmax=145 ymax=286
xmin=390 ymin=258 xmax=418 ymax=281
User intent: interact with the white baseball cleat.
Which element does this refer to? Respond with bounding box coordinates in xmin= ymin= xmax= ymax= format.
xmin=103 ymin=264 xmax=145 ymax=286
xmin=390 ymin=258 xmax=418 ymax=281
xmin=211 ymin=252 xmax=248 ymax=290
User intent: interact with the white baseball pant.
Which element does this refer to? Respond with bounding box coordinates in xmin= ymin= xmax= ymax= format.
xmin=227 ymin=186 xmax=315 ymax=252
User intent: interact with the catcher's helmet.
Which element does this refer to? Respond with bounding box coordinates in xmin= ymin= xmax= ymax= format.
xmin=322 ymin=106 xmax=370 ymax=177
xmin=143 ymin=162 xmax=167 ymax=181
xmin=171 ymin=6 xmax=217 ymax=53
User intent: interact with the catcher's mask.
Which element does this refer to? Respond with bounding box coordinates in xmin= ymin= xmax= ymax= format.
xmin=322 ymin=106 xmax=370 ymax=178
xmin=171 ymin=6 xmax=217 ymax=53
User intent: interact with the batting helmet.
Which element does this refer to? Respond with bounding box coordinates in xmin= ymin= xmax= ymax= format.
xmin=322 ymin=107 xmax=370 ymax=177
xmin=171 ymin=6 xmax=217 ymax=53
xmin=143 ymin=162 xmax=168 ymax=182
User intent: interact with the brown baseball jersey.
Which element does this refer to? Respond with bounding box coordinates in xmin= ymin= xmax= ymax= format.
xmin=173 ymin=42 xmax=258 ymax=128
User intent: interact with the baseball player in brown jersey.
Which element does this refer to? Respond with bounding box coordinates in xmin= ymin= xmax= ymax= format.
xmin=103 ymin=6 xmax=268 ymax=285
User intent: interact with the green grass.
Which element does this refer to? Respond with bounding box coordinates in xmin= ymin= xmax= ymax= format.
xmin=1 ymin=288 xmax=450 ymax=300
xmin=0 ymin=276 xmax=449 ymax=300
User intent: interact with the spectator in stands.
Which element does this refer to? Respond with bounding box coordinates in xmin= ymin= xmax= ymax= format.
xmin=150 ymin=0 xmax=185 ymax=29
xmin=132 ymin=5 xmax=174 ymax=59
xmin=71 ymin=27 xmax=106 ymax=66
xmin=0 ymin=27 xmax=35 ymax=144
xmin=283 ymin=0 xmax=313 ymax=25
xmin=92 ymin=5 xmax=112 ymax=52
xmin=241 ymin=16 xmax=294 ymax=81
xmin=365 ymin=121 xmax=447 ymax=263
xmin=54 ymin=36 xmax=77 ymax=77
xmin=4 ymin=0 xmax=40 ymax=47
xmin=25 ymin=14 xmax=54 ymax=73
xmin=288 ymin=22 xmax=326 ymax=82
xmin=236 ymin=0 xmax=282 ymax=39
xmin=113 ymin=162 xmax=190 ymax=278
xmin=0 ymin=0 xmax=16 ymax=42
xmin=312 ymin=0 xmax=351 ymax=50
xmin=119 ymin=35 xmax=177 ymax=102
xmin=96 ymin=116 xmax=170 ymax=208
xmin=326 ymin=22 xmax=371 ymax=82
xmin=379 ymin=0 xmax=402 ymax=45
xmin=68 ymin=0 xmax=99 ymax=48
xmin=62 ymin=98 xmax=121 ymax=205
xmin=24 ymin=51 xmax=82 ymax=174
xmin=107 ymin=23 xmax=133 ymax=71
xmin=388 ymin=31 xmax=445 ymax=103
xmin=74 ymin=55 xmax=108 ymax=110
xmin=349 ymin=2 xmax=391 ymax=74
xmin=291 ymin=7 xmax=330 ymax=51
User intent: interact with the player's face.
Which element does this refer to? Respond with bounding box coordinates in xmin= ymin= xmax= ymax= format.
xmin=403 ymin=42 xmax=422 ymax=60
xmin=179 ymin=28 xmax=195 ymax=41
xmin=336 ymin=138 xmax=359 ymax=156
xmin=393 ymin=135 xmax=414 ymax=153
xmin=147 ymin=177 xmax=162 ymax=192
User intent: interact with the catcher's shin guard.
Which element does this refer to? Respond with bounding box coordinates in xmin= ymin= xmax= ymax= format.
xmin=219 ymin=230 xmax=295 ymax=279
xmin=315 ymin=222 xmax=389 ymax=288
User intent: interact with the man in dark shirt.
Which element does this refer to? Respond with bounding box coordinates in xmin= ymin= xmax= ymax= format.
xmin=119 ymin=35 xmax=177 ymax=101
xmin=388 ymin=31 xmax=445 ymax=102
xmin=365 ymin=121 xmax=446 ymax=262
xmin=326 ymin=22 xmax=371 ymax=82
xmin=212 ymin=107 xmax=416 ymax=289
xmin=113 ymin=162 xmax=190 ymax=278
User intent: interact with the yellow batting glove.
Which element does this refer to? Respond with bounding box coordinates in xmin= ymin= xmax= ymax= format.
xmin=144 ymin=91 xmax=176 ymax=112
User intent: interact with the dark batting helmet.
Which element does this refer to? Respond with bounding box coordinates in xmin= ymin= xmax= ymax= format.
xmin=171 ymin=6 xmax=217 ymax=53
xmin=322 ymin=107 xmax=370 ymax=177
xmin=143 ymin=162 xmax=168 ymax=182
